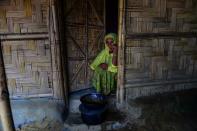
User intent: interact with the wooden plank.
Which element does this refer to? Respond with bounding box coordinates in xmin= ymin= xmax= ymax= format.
xmin=6 ymin=11 xmax=25 ymax=18
xmin=125 ymin=78 xmax=197 ymax=88
xmin=0 ymin=33 xmax=49 ymax=41
xmin=126 ymin=32 xmax=197 ymax=39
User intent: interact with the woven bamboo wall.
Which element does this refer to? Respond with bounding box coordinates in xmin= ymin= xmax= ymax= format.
xmin=0 ymin=0 xmax=48 ymax=33
xmin=125 ymin=38 xmax=197 ymax=80
xmin=0 ymin=0 xmax=53 ymax=98
xmin=2 ymin=40 xmax=52 ymax=97
xmin=125 ymin=0 xmax=197 ymax=33
xmin=125 ymin=0 xmax=197 ymax=99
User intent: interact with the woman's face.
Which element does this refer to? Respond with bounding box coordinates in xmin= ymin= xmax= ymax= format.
xmin=106 ymin=38 xmax=114 ymax=53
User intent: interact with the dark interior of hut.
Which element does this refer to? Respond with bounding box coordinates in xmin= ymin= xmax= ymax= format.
xmin=105 ymin=0 xmax=118 ymax=34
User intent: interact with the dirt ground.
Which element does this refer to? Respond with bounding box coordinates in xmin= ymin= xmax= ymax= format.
xmin=16 ymin=89 xmax=197 ymax=131
xmin=130 ymin=89 xmax=197 ymax=131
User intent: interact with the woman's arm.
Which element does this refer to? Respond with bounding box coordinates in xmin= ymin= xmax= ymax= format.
xmin=90 ymin=50 xmax=106 ymax=70
xmin=112 ymin=45 xmax=118 ymax=66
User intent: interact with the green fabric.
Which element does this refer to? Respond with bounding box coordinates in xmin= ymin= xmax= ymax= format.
xmin=92 ymin=67 xmax=116 ymax=95
xmin=90 ymin=33 xmax=118 ymax=73
xmin=90 ymin=33 xmax=117 ymax=95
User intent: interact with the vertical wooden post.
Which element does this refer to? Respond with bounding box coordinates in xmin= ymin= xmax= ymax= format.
xmin=117 ymin=0 xmax=126 ymax=105
xmin=55 ymin=0 xmax=69 ymax=106
xmin=49 ymin=0 xmax=64 ymax=99
xmin=0 ymin=42 xmax=15 ymax=131
xmin=49 ymin=0 xmax=68 ymax=106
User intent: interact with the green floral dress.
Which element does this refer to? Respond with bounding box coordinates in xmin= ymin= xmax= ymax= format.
xmin=90 ymin=33 xmax=117 ymax=95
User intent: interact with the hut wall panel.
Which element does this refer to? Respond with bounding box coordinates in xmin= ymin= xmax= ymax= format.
xmin=2 ymin=40 xmax=52 ymax=97
xmin=0 ymin=0 xmax=48 ymax=33
xmin=126 ymin=0 xmax=197 ymax=34
xmin=126 ymin=38 xmax=197 ymax=79
xmin=125 ymin=0 xmax=197 ymax=99
xmin=0 ymin=0 xmax=53 ymax=98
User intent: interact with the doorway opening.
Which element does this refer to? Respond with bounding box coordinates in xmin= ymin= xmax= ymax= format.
xmin=105 ymin=0 xmax=118 ymax=34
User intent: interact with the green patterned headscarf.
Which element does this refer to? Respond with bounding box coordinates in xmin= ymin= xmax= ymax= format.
xmin=104 ymin=33 xmax=117 ymax=44
xmin=104 ymin=33 xmax=117 ymax=52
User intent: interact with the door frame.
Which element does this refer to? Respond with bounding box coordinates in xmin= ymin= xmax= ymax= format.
xmin=116 ymin=0 xmax=126 ymax=105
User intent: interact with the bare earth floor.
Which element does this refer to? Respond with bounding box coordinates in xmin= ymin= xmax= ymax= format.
xmin=16 ymin=89 xmax=197 ymax=131
xmin=130 ymin=89 xmax=197 ymax=131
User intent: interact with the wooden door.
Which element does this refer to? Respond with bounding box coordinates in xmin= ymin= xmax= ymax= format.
xmin=65 ymin=0 xmax=105 ymax=91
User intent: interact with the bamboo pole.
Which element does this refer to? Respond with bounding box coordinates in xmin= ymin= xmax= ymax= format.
xmin=0 ymin=42 xmax=15 ymax=131
xmin=49 ymin=0 xmax=68 ymax=106
xmin=49 ymin=0 xmax=63 ymax=99
xmin=117 ymin=0 xmax=126 ymax=105
xmin=57 ymin=0 xmax=69 ymax=106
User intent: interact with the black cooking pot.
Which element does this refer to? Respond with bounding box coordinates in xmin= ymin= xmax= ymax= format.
xmin=79 ymin=93 xmax=108 ymax=125
xmin=80 ymin=93 xmax=107 ymax=109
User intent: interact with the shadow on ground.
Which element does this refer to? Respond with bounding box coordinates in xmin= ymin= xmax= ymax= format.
xmin=130 ymin=89 xmax=197 ymax=131
xmin=15 ymin=89 xmax=197 ymax=131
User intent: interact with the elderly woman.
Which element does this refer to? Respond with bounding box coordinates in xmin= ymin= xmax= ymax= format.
xmin=90 ymin=33 xmax=118 ymax=95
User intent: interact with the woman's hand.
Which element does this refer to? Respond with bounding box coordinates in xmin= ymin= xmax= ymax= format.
xmin=112 ymin=45 xmax=118 ymax=55
xmin=99 ymin=63 xmax=108 ymax=70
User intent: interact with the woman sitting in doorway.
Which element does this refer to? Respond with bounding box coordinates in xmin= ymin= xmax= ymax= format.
xmin=90 ymin=33 xmax=118 ymax=95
